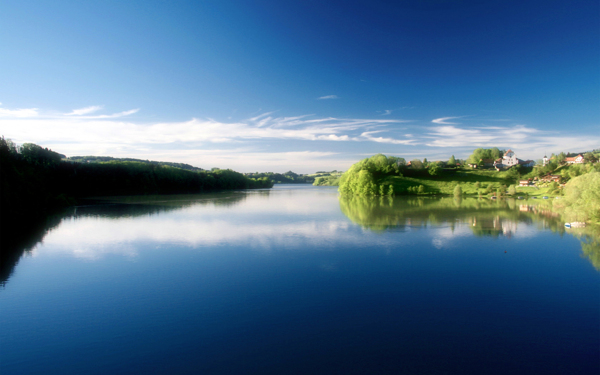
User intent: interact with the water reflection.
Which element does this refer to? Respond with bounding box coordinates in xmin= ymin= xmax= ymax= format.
xmin=3 ymin=188 xmax=599 ymax=288
xmin=340 ymin=195 xmax=600 ymax=270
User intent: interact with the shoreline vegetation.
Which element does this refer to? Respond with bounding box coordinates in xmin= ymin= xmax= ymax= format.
xmin=337 ymin=153 xmax=600 ymax=224
xmin=0 ymin=138 xmax=273 ymax=229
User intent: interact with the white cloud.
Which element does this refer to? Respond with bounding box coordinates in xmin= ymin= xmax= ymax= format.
xmin=0 ymin=107 xmax=39 ymax=117
xmin=1 ymin=103 xmax=597 ymax=172
xmin=432 ymin=116 xmax=462 ymax=125
xmin=318 ymin=95 xmax=338 ymax=100
xmin=65 ymin=105 xmax=103 ymax=116
xmin=89 ymin=108 xmax=139 ymax=118
xmin=360 ymin=131 xmax=416 ymax=145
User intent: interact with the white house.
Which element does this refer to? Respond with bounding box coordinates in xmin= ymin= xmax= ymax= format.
xmin=502 ymin=149 xmax=518 ymax=167
xmin=566 ymin=154 xmax=584 ymax=164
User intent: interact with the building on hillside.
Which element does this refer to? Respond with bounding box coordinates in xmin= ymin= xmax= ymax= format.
xmin=502 ymin=149 xmax=518 ymax=167
xmin=519 ymin=179 xmax=533 ymax=186
xmin=540 ymin=174 xmax=561 ymax=183
xmin=565 ymin=154 xmax=584 ymax=164
xmin=493 ymin=149 xmax=534 ymax=169
xmin=481 ymin=158 xmax=495 ymax=167
xmin=543 ymin=155 xmax=549 ymax=166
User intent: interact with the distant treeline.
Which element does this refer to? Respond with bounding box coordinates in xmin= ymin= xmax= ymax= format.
xmin=67 ymin=155 xmax=205 ymax=172
xmin=0 ymin=138 xmax=273 ymax=224
xmin=244 ymin=171 xmax=314 ymax=184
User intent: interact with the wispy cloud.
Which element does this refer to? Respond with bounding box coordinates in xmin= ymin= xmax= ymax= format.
xmin=360 ymin=131 xmax=415 ymax=145
xmin=431 ymin=116 xmax=462 ymax=125
xmin=89 ymin=108 xmax=140 ymax=118
xmin=380 ymin=110 xmax=392 ymax=116
xmin=2 ymin=103 xmax=597 ymax=172
xmin=65 ymin=105 xmax=103 ymax=116
xmin=0 ymin=105 xmax=39 ymax=118
xmin=318 ymin=95 xmax=338 ymax=100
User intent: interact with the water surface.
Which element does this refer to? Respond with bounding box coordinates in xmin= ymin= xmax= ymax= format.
xmin=1 ymin=185 xmax=598 ymax=374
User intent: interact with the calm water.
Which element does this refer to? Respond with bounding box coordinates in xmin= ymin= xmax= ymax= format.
xmin=1 ymin=185 xmax=599 ymax=374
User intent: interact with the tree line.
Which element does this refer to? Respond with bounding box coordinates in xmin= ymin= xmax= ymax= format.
xmin=0 ymin=138 xmax=273 ymax=224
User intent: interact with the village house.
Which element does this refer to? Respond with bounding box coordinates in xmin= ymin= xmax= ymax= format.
xmin=539 ymin=174 xmax=561 ymax=183
xmin=565 ymin=154 xmax=584 ymax=164
xmin=519 ymin=179 xmax=533 ymax=186
xmin=492 ymin=149 xmax=535 ymax=169
xmin=502 ymin=149 xmax=518 ymax=167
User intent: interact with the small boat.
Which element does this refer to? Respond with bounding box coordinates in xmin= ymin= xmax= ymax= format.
xmin=543 ymin=196 xmax=548 ymax=199
xmin=565 ymin=222 xmax=586 ymax=228
xmin=517 ymin=196 xmax=524 ymax=200
xmin=565 ymin=223 xmax=571 ymax=228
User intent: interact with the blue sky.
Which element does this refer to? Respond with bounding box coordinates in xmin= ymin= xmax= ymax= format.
xmin=1 ymin=0 xmax=598 ymax=173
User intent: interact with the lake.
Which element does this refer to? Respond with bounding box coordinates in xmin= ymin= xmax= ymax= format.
xmin=1 ymin=185 xmax=599 ymax=374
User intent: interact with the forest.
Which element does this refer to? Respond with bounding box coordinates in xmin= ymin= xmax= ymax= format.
xmin=0 ymin=138 xmax=273 ymax=226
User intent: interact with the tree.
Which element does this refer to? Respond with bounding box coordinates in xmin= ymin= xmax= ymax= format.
xmin=584 ymin=152 xmax=597 ymax=164
xmin=490 ymin=147 xmax=502 ymax=160
xmin=556 ymin=152 xmax=567 ymax=165
xmin=474 ymin=181 xmax=481 ymax=189
xmin=508 ymin=185 xmax=517 ymax=195
xmin=558 ymin=172 xmax=600 ymax=222
xmin=417 ymin=185 xmax=425 ymax=194
xmin=411 ymin=159 xmax=424 ymax=170
xmin=428 ymin=163 xmax=442 ymax=176
xmin=448 ymin=155 xmax=456 ymax=166
xmin=453 ymin=184 xmax=462 ymax=197
xmin=338 ymin=154 xmax=404 ymax=195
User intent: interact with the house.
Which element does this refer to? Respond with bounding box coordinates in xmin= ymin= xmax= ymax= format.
xmin=519 ymin=180 xmax=532 ymax=186
xmin=540 ymin=174 xmax=561 ymax=183
xmin=565 ymin=154 xmax=584 ymax=164
xmin=502 ymin=149 xmax=518 ymax=167
xmin=481 ymin=158 xmax=494 ymax=167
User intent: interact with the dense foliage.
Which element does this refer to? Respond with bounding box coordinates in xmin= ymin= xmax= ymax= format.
xmin=0 ymin=138 xmax=272 ymax=225
xmin=556 ymin=172 xmax=600 ymax=222
xmin=67 ymin=155 xmax=205 ymax=172
xmin=467 ymin=147 xmax=503 ymax=164
xmin=338 ymin=154 xmax=404 ymax=195
xmin=244 ymin=171 xmax=313 ymax=184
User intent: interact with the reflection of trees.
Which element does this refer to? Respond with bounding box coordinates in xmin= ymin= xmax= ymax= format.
xmin=339 ymin=195 xmax=520 ymax=233
xmin=74 ymin=192 xmax=251 ymax=219
xmin=1 ymin=192 xmax=253 ymax=286
xmin=339 ymin=195 xmax=600 ymax=270
xmin=1 ymin=211 xmax=65 ymax=286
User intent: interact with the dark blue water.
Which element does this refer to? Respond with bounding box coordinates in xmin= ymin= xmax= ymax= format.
xmin=1 ymin=186 xmax=598 ymax=374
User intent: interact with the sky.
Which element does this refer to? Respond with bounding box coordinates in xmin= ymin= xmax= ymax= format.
xmin=1 ymin=0 xmax=599 ymax=173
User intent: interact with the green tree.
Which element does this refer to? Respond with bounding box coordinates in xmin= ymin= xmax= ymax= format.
xmin=448 ymin=155 xmax=456 ymax=166
xmin=417 ymin=185 xmax=425 ymax=194
xmin=584 ymin=152 xmax=597 ymax=164
xmin=557 ymin=172 xmax=600 ymax=222
xmin=453 ymin=184 xmax=462 ymax=197
xmin=508 ymin=185 xmax=517 ymax=195
xmin=428 ymin=163 xmax=442 ymax=176
xmin=411 ymin=159 xmax=424 ymax=170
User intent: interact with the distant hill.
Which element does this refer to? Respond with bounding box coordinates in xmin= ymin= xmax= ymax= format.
xmin=67 ymin=156 xmax=204 ymax=172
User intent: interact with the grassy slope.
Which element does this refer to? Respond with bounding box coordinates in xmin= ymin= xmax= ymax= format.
xmin=381 ymin=168 xmax=559 ymax=197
